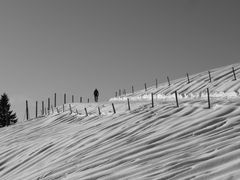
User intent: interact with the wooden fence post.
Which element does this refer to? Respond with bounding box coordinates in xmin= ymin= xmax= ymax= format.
xmin=119 ymin=89 xmax=121 ymax=96
xmin=167 ymin=76 xmax=171 ymax=86
xmin=88 ymin=98 xmax=89 ymax=103
xmin=26 ymin=100 xmax=29 ymax=120
xmin=56 ymin=107 xmax=59 ymax=114
xmin=127 ymin=98 xmax=131 ymax=110
xmin=132 ymin=86 xmax=134 ymax=94
xmin=151 ymin=93 xmax=154 ymax=108
xmin=69 ymin=104 xmax=72 ymax=114
xmin=112 ymin=103 xmax=116 ymax=114
xmin=175 ymin=91 xmax=179 ymax=107
xmin=36 ymin=101 xmax=38 ymax=118
xmin=232 ymin=67 xmax=237 ymax=80
xmin=48 ymin=98 xmax=50 ymax=114
xmin=187 ymin=73 xmax=190 ymax=84
xmin=80 ymin=97 xmax=82 ymax=103
xmin=145 ymin=83 xmax=147 ymax=91
xmin=51 ymin=105 xmax=54 ymax=114
xmin=208 ymin=71 xmax=212 ymax=83
xmin=207 ymin=88 xmax=211 ymax=109
xmin=98 ymin=107 xmax=101 ymax=115
xmin=54 ymin=93 xmax=56 ymax=107
xmin=42 ymin=101 xmax=44 ymax=115
xmin=72 ymin=95 xmax=74 ymax=103
xmin=123 ymin=89 xmax=126 ymax=95
xmin=85 ymin=107 xmax=88 ymax=116
xmin=64 ymin=93 xmax=66 ymax=104
xmin=156 ymin=79 xmax=158 ymax=88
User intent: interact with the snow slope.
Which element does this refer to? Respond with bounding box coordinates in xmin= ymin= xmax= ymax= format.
xmin=1 ymin=63 xmax=240 ymax=179
xmin=110 ymin=63 xmax=240 ymax=102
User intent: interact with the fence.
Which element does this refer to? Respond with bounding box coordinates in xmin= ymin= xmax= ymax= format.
xmin=25 ymin=93 xmax=92 ymax=120
xmin=25 ymin=66 xmax=238 ymax=120
xmin=112 ymin=66 xmax=239 ymax=109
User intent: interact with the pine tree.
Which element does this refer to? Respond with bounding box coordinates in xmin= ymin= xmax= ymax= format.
xmin=0 ymin=93 xmax=17 ymax=127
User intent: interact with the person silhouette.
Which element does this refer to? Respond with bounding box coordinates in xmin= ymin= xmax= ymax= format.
xmin=94 ymin=89 xmax=99 ymax=102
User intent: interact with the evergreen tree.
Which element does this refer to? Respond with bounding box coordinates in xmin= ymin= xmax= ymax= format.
xmin=0 ymin=93 xmax=17 ymax=127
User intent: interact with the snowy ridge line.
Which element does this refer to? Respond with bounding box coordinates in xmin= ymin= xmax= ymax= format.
xmin=110 ymin=91 xmax=239 ymax=102
xmin=111 ymin=63 xmax=240 ymax=102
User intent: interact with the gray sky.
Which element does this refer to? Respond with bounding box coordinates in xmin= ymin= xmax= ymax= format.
xmin=0 ymin=0 xmax=240 ymax=119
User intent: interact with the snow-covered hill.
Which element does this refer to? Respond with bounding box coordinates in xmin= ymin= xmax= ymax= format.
xmin=1 ymin=63 xmax=240 ymax=179
xmin=110 ymin=63 xmax=240 ymax=102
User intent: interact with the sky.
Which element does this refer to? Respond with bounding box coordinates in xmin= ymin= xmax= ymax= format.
xmin=0 ymin=0 xmax=240 ymax=120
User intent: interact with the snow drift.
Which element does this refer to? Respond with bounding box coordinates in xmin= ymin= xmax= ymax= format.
xmin=1 ymin=63 xmax=240 ymax=179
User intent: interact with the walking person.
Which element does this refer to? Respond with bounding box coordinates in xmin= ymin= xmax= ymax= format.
xmin=94 ymin=89 xmax=99 ymax=102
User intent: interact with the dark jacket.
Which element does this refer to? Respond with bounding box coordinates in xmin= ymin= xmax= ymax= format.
xmin=94 ymin=89 xmax=99 ymax=96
